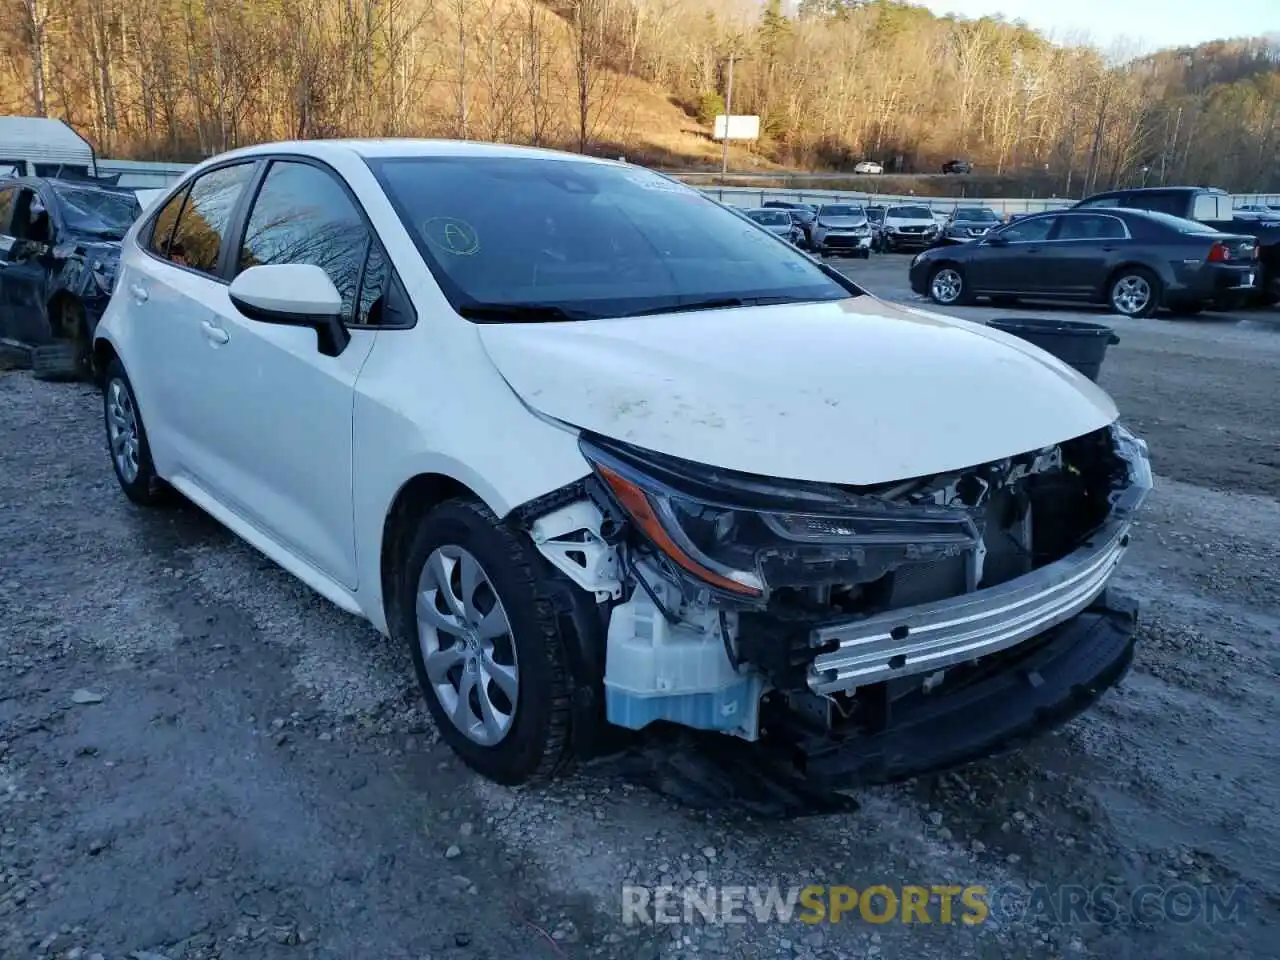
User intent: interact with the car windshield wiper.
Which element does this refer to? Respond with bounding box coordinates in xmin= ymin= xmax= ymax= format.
xmin=619 ymin=295 xmax=816 ymax=318
xmin=457 ymin=302 xmax=599 ymax=323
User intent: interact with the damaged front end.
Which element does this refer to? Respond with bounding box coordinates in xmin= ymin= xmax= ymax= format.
xmin=525 ymin=424 xmax=1152 ymax=784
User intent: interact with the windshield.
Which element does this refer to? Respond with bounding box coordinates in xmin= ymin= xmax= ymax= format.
xmin=51 ymin=185 xmax=140 ymax=238
xmin=953 ymin=207 xmax=998 ymax=222
xmin=818 ymin=205 xmax=865 ymax=219
xmin=888 ymin=206 xmax=933 ymax=219
xmin=369 ymin=157 xmax=851 ymax=320
xmin=748 ymin=210 xmax=790 ymax=226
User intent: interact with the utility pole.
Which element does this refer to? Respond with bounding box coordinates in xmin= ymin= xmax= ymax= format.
xmin=721 ymin=50 xmax=736 ymax=182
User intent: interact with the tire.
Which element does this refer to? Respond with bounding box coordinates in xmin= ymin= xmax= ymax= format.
xmin=32 ymin=343 xmax=81 ymax=382
xmin=1108 ymin=267 xmax=1161 ymax=319
xmin=858 ymin=248 xmax=870 ymax=259
xmin=927 ymin=263 xmax=972 ymax=306
xmin=102 ymin=358 xmax=169 ymax=506
xmin=395 ymin=498 xmax=575 ymax=785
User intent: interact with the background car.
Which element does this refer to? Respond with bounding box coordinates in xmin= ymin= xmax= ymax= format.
xmin=940 ymin=206 xmax=1002 ymax=244
xmin=942 ymin=159 xmax=973 ymax=174
xmin=853 ymin=161 xmax=884 ymax=175
xmin=745 ymin=207 xmax=804 ymax=245
xmin=809 ymin=203 xmax=873 ymax=257
xmin=908 ymin=207 xmax=1258 ymax=317
xmin=0 ymin=175 xmax=141 ymax=378
xmin=762 ymin=199 xmax=818 ymax=246
xmin=878 ymin=204 xmax=940 ymax=252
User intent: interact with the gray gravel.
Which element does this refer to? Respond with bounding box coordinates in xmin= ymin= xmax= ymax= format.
xmin=2 ymin=267 xmax=1278 ymax=958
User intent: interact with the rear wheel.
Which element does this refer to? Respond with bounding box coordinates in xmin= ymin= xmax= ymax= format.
xmin=1108 ymin=267 xmax=1161 ymax=319
xmin=928 ymin=264 xmax=972 ymax=306
xmin=395 ymin=499 xmax=576 ymax=785
xmin=103 ymin=358 xmax=169 ymax=506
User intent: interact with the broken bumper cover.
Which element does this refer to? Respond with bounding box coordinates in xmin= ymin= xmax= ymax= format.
xmin=807 ymin=428 xmax=1152 ymax=695
xmin=800 ymin=590 xmax=1138 ymax=786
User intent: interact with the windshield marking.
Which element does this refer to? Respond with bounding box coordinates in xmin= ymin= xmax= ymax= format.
xmin=422 ymin=217 xmax=481 ymax=255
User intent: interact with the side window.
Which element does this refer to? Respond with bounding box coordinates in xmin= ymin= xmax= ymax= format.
xmin=1055 ymin=215 xmax=1127 ymax=241
xmin=1129 ymin=192 xmax=1185 ymax=217
xmin=147 ymin=186 xmax=189 ymax=258
xmin=1077 ymin=195 xmax=1123 ymax=209
xmin=12 ymin=188 xmax=51 ymax=243
xmin=168 ymin=163 xmax=255 ymax=275
xmin=238 ymin=160 xmax=369 ymax=322
xmin=0 ymin=187 xmax=16 ymax=235
xmin=356 ymin=242 xmax=390 ymax=326
xmin=999 ymin=216 xmax=1057 ymax=243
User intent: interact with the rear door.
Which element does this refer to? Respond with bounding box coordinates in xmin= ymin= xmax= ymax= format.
xmin=1042 ymin=213 xmax=1132 ymax=298
xmin=967 ymin=214 xmax=1058 ymax=294
xmin=124 ymin=162 xmax=259 ymax=484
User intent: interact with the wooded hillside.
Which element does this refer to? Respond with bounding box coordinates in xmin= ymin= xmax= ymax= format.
xmin=2 ymin=0 xmax=1277 ymax=192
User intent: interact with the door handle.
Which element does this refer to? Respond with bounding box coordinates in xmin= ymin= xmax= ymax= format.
xmin=201 ymin=319 xmax=230 ymax=345
xmin=129 ymin=283 xmax=149 ymax=303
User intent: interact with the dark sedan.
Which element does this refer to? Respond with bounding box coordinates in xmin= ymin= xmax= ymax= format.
xmin=908 ymin=208 xmax=1259 ymax=317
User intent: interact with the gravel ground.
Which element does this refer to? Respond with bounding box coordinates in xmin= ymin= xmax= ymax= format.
xmin=2 ymin=263 xmax=1278 ymax=959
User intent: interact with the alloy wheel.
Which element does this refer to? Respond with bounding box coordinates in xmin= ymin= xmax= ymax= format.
xmin=931 ymin=268 xmax=964 ymax=304
xmin=416 ymin=545 xmax=519 ymax=747
xmin=1112 ymin=275 xmax=1151 ymax=315
xmin=105 ymin=378 xmax=141 ymax=484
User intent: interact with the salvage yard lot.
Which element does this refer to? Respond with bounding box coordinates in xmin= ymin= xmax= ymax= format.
xmin=2 ymin=256 xmax=1279 ymax=960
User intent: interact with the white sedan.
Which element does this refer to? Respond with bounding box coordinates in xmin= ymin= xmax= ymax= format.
xmin=853 ymin=161 xmax=884 ymax=174
xmin=93 ymin=139 xmax=1151 ymax=788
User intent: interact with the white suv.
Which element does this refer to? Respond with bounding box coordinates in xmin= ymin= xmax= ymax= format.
xmin=94 ymin=140 xmax=1151 ymax=787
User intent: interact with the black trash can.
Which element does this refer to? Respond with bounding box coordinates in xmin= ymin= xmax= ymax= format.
xmin=986 ymin=317 xmax=1120 ymax=383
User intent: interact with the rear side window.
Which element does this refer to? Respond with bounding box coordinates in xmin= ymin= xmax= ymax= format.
xmin=167 ymin=163 xmax=255 ymax=275
xmin=1056 ymin=215 xmax=1127 ymax=241
xmin=1126 ymin=192 xmax=1187 ymax=217
xmin=237 ymin=160 xmax=370 ymax=323
xmin=147 ymin=186 xmax=188 ymax=257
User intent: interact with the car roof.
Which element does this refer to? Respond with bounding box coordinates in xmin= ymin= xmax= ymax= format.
xmin=207 ymin=138 xmax=621 ymax=168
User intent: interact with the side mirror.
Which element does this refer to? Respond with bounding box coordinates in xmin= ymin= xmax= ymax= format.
xmin=984 ymin=234 xmax=1009 ymax=247
xmin=229 ymin=263 xmax=351 ymax=357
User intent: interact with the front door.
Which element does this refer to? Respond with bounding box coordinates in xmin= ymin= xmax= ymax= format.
xmin=1 ymin=187 xmax=56 ymax=342
xmin=968 ymin=215 xmax=1059 ymax=294
xmin=188 ymin=158 xmax=384 ymax=590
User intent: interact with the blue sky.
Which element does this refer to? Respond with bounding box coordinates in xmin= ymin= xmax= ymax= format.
xmin=912 ymin=0 xmax=1280 ymax=52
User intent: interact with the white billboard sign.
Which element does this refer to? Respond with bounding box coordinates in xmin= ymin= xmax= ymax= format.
xmin=713 ymin=115 xmax=760 ymax=141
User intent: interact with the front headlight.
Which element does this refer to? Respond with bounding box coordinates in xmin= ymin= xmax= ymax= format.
xmin=580 ymin=437 xmax=978 ymax=601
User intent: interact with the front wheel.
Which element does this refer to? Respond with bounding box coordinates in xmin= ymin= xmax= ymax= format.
xmin=396 ymin=498 xmax=576 ymax=785
xmin=1108 ymin=268 xmax=1161 ymax=318
xmin=928 ymin=264 xmax=972 ymax=306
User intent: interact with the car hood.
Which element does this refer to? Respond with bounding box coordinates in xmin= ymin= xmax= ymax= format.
xmin=476 ymin=297 xmax=1120 ymax=486
xmin=885 ymin=218 xmax=937 ymax=227
xmin=818 ymin=217 xmax=867 ymax=227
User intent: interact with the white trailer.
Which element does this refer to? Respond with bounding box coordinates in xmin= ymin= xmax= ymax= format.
xmin=0 ymin=116 xmax=97 ymax=178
